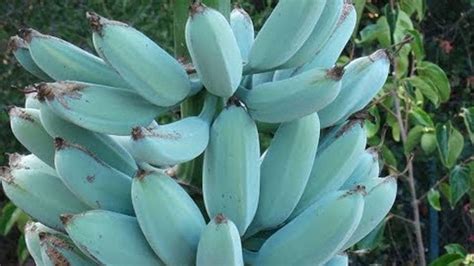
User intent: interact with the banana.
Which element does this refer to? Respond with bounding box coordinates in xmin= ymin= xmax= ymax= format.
xmin=88 ymin=12 xmax=191 ymax=107
xmin=203 ymin=102 xmax=260 ymax=235
xmin=254 ymin=189 xmax=365 ymax=265
xmin=61 ymin=210 xmax=164 ymax=265
xmin=39 ymin=232 xmax=97 ymax=266
xmin=230 ymin=6 xmax=254 ymax=63
xmin=295 ymin=3 xmax=357 ymax=75
xmin=9 ymin=107 xmax=55 ymax=167
xmin=8 ymin=153 xmax=56 ymax=177
xmin=291 ymin=121 xmax=367 ymax=219
xmin=325 ymin=254 xmax=349 ymax=266
xmin=318 ymin=50 xmax=391 ymax=128
xmin=54 ymin=138 xmax=134 ymax=215
xmin=36 ymin=81 xmax=165 ymax=135
xmin=8 ymin=36 xmax=51 ymax=80
xmin=1 ymin=166 xmax=90 ymax=231
xmin=25 ymin=92 xmax=42 ymax=109
xmin=251 ymin=71 xmax=274 ymax=88
xmin=25 ymin=222 xmax=62 ymax=266
xmin=247 ymin=113 xmax=320 ymax=236
xmin=18 ymin=28 xmax=131 ymax=89
xmin=131 ymin=170 xmax=206 ymax=266
xmin=196 ymin=214 xmax=244 ymax=266
xmin=341 ymin=177 xmax=397 ymax=250
xmin=39 ymin=102 xmax=137 ymax=176
xmin=126 ymin=94 xmax=217 ymax=166
xmin=242 ymin=67 xmax=343 ymax=123
xmin=185 ymin=3 xmax=242 ymax=98
xmin=280 ymin=0 xmax=344 ymax=68
xmin=342 ymin=148 xmax=380 ymax=189
xmin=271 ymin=68 xmax=295 ymax=82
xmin=244 ymin=0 xmax=327 ymax=73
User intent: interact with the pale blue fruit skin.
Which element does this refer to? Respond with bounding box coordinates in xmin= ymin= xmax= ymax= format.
xmin=342 ymin=148 xmax=380 ymax=189
xmin=251 ymin=71 xmax=275 ymax=88
xmin=8 ymin=153 xmax=56 ymax=177
xmin=186 ymin=6 xmax=243 ymax=98
xmin=203 ymin=105 xmax=260 ymax=235
xmin=230 ymin=7 xmax=254 ymax=64
xmin=324 ymin=254 xmax=349 ymax=266
xmin=197 ymin=215 xmax=244 ymax=266
xmin=25 ymin=222 xmax=62 ymax=266
xmin=92 ymin=17 xmax=191 ymax=106
xmin=9 ymin=36 xmax=51 ymax=80
xmin=255 ymin=190 xmax=365 ymax=266
xmin=39 ymin=232 xmax=97 ymax=266
xmin=25 ymin=93 xmax=42 ymax=109
xmin=132 ymin=171 xmax=206 ymax=266
xmin=63 ymin=210 xmax=164 ymax=265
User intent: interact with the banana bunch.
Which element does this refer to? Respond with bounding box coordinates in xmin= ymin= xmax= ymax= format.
xmin=4 ymin=1 xmax=398 ymax=265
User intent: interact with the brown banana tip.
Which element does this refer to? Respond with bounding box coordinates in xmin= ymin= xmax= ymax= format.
xmin=327 ymin=66 xmax=345 ymax=81
xmin=17 ymin=28 xmax=39 ymax=43
xmin=189 ymin=1 xmax=206 ymax=16
xmin=35 ymin=82 xmax=54 ymax=101
xmin=0 ymin=166 xmax=14 ymax=184
xmin=131 ymin=127 xmax=145 ymax=140
xmin=86 ymin=11 xmax=103 ymax=32
xmin=214 ymin=213 xmax=227 ymax=224
xmin=135 ymin=169 xmax=148 ymax=181
xmin=226 ymin=96 xmax=243 ymax=108
xmin=7 ymin=36 xmax=26 ymax=53
xmin=54 ymin=137 xmax=67 ymax=150
xmin=59 ymin=214 xmax=73 ymax=225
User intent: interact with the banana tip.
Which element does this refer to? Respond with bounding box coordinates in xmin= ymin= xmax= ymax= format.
xmin=131 ymin=127 xmax=145 ymax=140
xmin=86 ymin=11 xmax=103 ymax=32
xmin=135 ymin=169 xmax=148 ymax=181
xmin=7 ymin=106 xmax=35 ymax=122
xmin=0 ymin=166 xmax=14 ymax=184
xmin=54 ymin=137 xmax=67 ymax=150
xmin=214 ymin=213 xmax=228 ymax=224
xmin=327 ymin=66 xmax=345 ymax=81
xmin=6 ymin=36 xmax=26 ymax=53
xmin=189 ymin=2 xmax=206 ymax=16
xmin=17 ymin=28 xmax=39 ymax=43
xmin=59 ymin=214 xmax=73 ymax=225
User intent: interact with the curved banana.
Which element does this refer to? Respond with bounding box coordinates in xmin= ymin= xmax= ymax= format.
xmin=203 ymin=102 xmax=260 ymax=235
xmin=272 ymin=68 xmax=295 ymax=82
xmin=281 ymin=0 xmax=344 ymax=68
xmin=36 ymin=81 xmax=165 ymax=135
xmin=247 ymin=113 xmax=320 ymax=236
xmin=341 ymin=177 xmax=397 ymax=250
xmin=242 ymin=67 xmax=343 ymax=123
xmin=244 ymin=0 xmax=327 ymax=73
xmin=39 ymin=232 xmax=97 ymax=266
xmin=186 ymin=3 xmax=242 ymax=98
xmin=18 ymin=28 xmax=130 ymax=89
xmin=291 ymin=121 xmax=367 ymax=219
xmin=39 ymin=102 xmax=137 ymax=176
xmin=230 ymin=6 xmax=254 ymax=63
xmin=295 ymin=3 xmax=357 ymax=75
xmin=126 ymin=94 xmax=217 ymax=166
xmin=197 ymin=214 xmax=244 ymax=266
xmin=255 ymin=189 xmax=365 ymax=265
xmin=25 ymin=222 xmax=62 ymax=266
xmin=9 ymin=107 xmax=55 ymax=167
xmin=25 ymin=92 xmax=42 ymax=109
xmin=54 ymin=138 xmax=133 ymax=215
xmin=61 ymin=210 xmax=164 ymax=265
xmin=251 ymin=71 xmax=274 ymax=88
xmin=8 ymin=36 xmax=51 ymax=80
xmin=1 ymin=166 xmax=90 ymax=231
xmin=342 ymin=148 xmax=380 ymax=189
xmin=88 ymin=12 xmax=191 ymax=106
xmin=325 ymin=254 xmax=349 ymax=266
xmin=319 ymin=50 xmax=391 ymax=128
xmin=8 ymin=153 xmax=56 ymax=177
xmin=131 ymin=170 xmax=206 ymax=265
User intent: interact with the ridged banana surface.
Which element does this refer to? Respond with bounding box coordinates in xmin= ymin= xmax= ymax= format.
xmin=203 ymin=103 xmax=260 ymax=235
xmin=131 ymin=170 xmax=206 ymax=266
xmin=88 ymin=12 xmax=191 ymax=106
xmin=8 ymin=153 xmax=56 ymax=177
xmin=25 ymin=222 xmax=62 ymax=266
xmin=39 ymin=232 xmax=97 ymax=266
xmin=62 ymin=210 xmax=164 ymax=265
xmin=8 ymin=36 xmax=51 ymax=80
xmin=342 ymin=148 xmax=380 ymax=189
xmin=230 ymin=7 xmax=254 ymax=64
xmin=186 ymin=3 xmax=242 ymax=98
xmin=197 ymin=214 xmax=244 ymax=266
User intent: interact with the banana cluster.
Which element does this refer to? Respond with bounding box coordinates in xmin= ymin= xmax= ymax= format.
xmin=3 ymin=1 xmax=396 ymax=265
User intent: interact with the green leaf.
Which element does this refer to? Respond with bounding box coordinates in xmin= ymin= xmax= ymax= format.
xmin=444 ymin=243 xmax=468 ymax=256
xmin=0 ymin=202 xmax=22 ymax=236
xmin=365 ymin=106 xmax=381 ymax=138
xmin=421 ymin=132 xmax=437 ymax=154
xmin=393 ymin=9 xmax=414 ymax=43
xmin=439 ymin=182 xmax=452 ymax=205
xmin=17 ymin=235 xmax=29 ymax=264
xmin=461 ymin=107 xmax=474 ymax=144
xmin=410 ymin=107 xmax=434 ymax=127
xmin=405 ymin=125 xmax=424 ymax=154
xmin=405 ymin=76 xmax=440 ymax=107
xmin=407 ymin=29 xmax=425 ymax=61
xmin=430 ymin=253 xmax=464 ymax=266
xmin=428 ymin=189 xmax=442 ymax=211
xmin=449 ymin=165 xmax=471 ymax=208
xmin=357 ymin=16 xmax=391 ymax=47
xmin=436 ymin=123 xmax=464 ymax=168
xmin=382 ymin=145 xmax=398 ymax=172
xmin=417 ymin=61 xmax=451 ymax=102
xmin=352 ymin=0 xmax=367 ymax=37
xmin=356 ymin=220 xmax=386 ymax=250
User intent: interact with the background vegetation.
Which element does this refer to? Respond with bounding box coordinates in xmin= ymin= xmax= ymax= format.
xmin=0 ymin=0 xmax=473 ymax=265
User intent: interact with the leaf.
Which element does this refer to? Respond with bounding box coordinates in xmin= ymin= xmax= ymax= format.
xmin=410 ymin=107 xmax=434 ymax=127
xmin=17 ymin=235 xmax=29 ymax=264
xmin=407 ymin=29 xmax=425 ymax=61
xmin=436 ymin=123 xmax=464 ymax=169
xmin=405 ymin=76 xmax=440 ymax=107
xmin=439 ymin=182 xmax=452 ymax=205
xmin=421 ymin=132 xmax=437 ymax=154
xmin=382 ymin=145 xmax=398 ymax=172
xmin=356 ymin=220 xmax=386 ymax=250
xmin=461 ymin=107 xmax=474 ymax=144
xmin=352 ymin=0 xmax=367 ymax=37
xmin=405 ymin=125 xmax=424 ymax=154
xmin=0 ymin=203 xmax=22 ymax=236
xmin=365 ymin=106 xmax=381 ymax=138
xmin=428 ymin=189 xmax=442 ymax=211
xmin=444 ymin=243 xmax=468 ymax=256
xmin=417 ymin=61 xmax=451 ymax=102
xmin=357 ymin=16 xmax=391 ymax=47
xmin=393 ymin=9 xmax=414 ymax=43
xmin=449 ymin=165 xmax=470 ymax=208
xmin=430 ymin=253 xmax=464 ymax=266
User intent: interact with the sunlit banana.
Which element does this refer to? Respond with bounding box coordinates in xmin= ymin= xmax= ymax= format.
xmin=342 ymin=148 xmax=380 ymax=189
xmin=18 ymin=28 xmax=130 ymax=89
xmin=88 ymin=12 xmax=191 ymax=106
xmin=291 ymin=121 xmax=367 ymax=219
xmin=255 ymin=189 xmax=365 ymax=265
xmin=230 ymin=6 xmax=254 ymax=63
xmin=8 ymin=153 xmax=56 ymax=177
xmin=242 ymin=67 xmax=343 ymax=123
xmin=1 ymin=166 xmax=90 ymax=231
xmin=325 ymin=254 xmax=349 ymax=266
xmin=186 ymin=3 xmax=242 ymax=98
xmin=318 ymin=50 xmax=391 ymax=128
xmin=126 ymin=94 xmax=217 ymax=166
xmin=54 ymin=138 xmax=133 ymax=215
xmin=25 ymin=222 xmax=62 ymax=266
xmin=36 ymin=81 xmax=165 ymax=135
xmin=39 ymin=231 xmax=97 ymax=266
xmin=25 ymin=92 xmax=42 ymax=109
xmin=341 ymin=176 xmax=397 ymax=250
xmin=39 ymin=102 xmax=137 ymax=176
xmin=247 ymin=113 xmax=320 ymax=236
xmin=280 ymin=0 xmax=344 ymax=68
xmin=132 ymin=170 xmax=205 ymax=265
xmin=244 ymin=0 xmax=327 ymax=73
xmin=9 ymin=107 xmax=55 ymax=167
xmin=203 ymin=102 xmax=260 ymax=235
xmin=197 ymin=214 xmax=244 ymax=266
xmin=61 ymin=210 xmax=164 ymax=265
xmin=8 ymin=36 xmax=51 ymax=80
